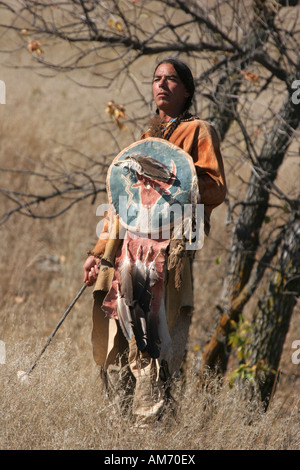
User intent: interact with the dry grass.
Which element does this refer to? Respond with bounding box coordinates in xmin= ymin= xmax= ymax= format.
xmin=0 ymin=29 xmax=299 ymax=451
xmin=1 ymin=340 xmax=299 ymax=450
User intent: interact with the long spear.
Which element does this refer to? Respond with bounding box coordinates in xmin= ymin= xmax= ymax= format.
xmin=17 ymin=217 xmax=121 ymax=383
xmin=17 ymin=282 xmax=88 ymax=382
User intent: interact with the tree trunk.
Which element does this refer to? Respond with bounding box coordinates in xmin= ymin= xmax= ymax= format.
xmin=246 ymin=213 xmax=300 ymax=409
xmin=201 ymin=91 xmax=300 ymax=373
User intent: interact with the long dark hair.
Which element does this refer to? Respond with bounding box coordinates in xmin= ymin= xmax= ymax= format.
xmin=153 ymin=57 xmax=195 ymax=112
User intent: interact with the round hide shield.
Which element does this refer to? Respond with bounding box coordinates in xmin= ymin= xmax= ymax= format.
xmin=106 ymin=137 xmax=198 ymax=237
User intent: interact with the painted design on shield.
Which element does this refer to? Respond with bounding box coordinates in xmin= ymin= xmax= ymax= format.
xmin=103 ymin=138 xmax=200 ymax=356
xmin=107 ymin=137 xmax=197 ymax=237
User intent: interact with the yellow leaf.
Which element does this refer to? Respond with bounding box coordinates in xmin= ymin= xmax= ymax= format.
xmin=28 ymin=40 xmax=43 ymax=54
xmin=241 ymin=70 xmax=259 ymax=83
xmin=116 ymin=104 xmax=126 ymax=118
xmin=116 ymin=119 xmax=126 ymax=131
xmin=105 ymin=100 xmax=127 ymax=130
xmin=115 ymin=21 xmax=124 ymax=32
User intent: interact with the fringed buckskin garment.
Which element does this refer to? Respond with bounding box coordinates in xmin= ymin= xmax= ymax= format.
xmin=89 ymin=115 xmax=226 ymax=424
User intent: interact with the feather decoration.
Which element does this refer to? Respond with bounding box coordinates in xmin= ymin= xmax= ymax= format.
xmin=138 ymin=247 xmax=152 ymax=313
xmin=130 ymin=301 xmax=147 ymax=352
xmin=146 ymin=310 xmax=161 ymax=359
xmin=116 ymin=283 xmax=133 ymax=341
xmin=129 ymin=245 xmax=153 ymax=352
xmin=185 ymin=174 xmax=201 ymax=243
xmin=119 ymin=242 xmax=133 ymax=306
xmin=143 ymin=247 xmax=151 ymax=282
xmin=132 ymin=246 xmax=144 ymax=276
xmin=147 ymin=249 xmax=161 ymax=287
xmin=131 ymin=246 xmax=147 ymax=302
xmin=157 ymin=298 xmax=171 ymax=356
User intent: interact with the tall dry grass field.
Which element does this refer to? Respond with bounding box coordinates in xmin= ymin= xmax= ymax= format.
xmin=0 ymin=27 xmax=299 ymax=451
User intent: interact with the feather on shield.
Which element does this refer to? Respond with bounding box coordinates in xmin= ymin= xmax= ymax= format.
xmin=130 ymin=301 xmax=147 ymax=352
xmin=136 ymin=155 xmax=172 ymax=182
xmin=157 ymin=298 xmax=171 ymax=355
xmin=119 ymin=242 xmax=133 ymax=306
xmin=129 ymin=246 xmax=153 ymax=353
xmin=131 ymin=246 xmax=148 ymax=303
xmin=146 ymin=310 xmax=161 ymax=359
xmin=116 ymin=153 xmax=172 ymax=182
xmin=147 ymin=249 xmax=161 ymax=287
xmin=116 ymin=283 xmax=133 ymax=341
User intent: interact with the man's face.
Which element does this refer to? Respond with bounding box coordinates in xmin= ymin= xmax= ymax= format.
xmin=152 ymin=63 xmax=190 ymax=118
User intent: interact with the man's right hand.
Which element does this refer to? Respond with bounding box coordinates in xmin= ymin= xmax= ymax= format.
xmin=83 ymin=255 xmax=101 ymax=286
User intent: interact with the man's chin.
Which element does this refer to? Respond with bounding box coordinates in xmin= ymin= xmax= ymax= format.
xmin=155 ymin=96 xmax=170 ymax=107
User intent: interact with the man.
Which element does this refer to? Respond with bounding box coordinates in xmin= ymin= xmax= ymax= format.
xmin=83 ymin=58 xmax=226 ymax=424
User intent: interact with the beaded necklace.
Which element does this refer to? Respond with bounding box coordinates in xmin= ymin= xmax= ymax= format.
xmin=161 ymin=112 xmax=196 ymax=141
xmin=161 ymin=118 xmax=176 ymax=136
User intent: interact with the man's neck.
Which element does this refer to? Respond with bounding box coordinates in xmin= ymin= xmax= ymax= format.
xmin=159 ymin=109 xmax=180 ymax=122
